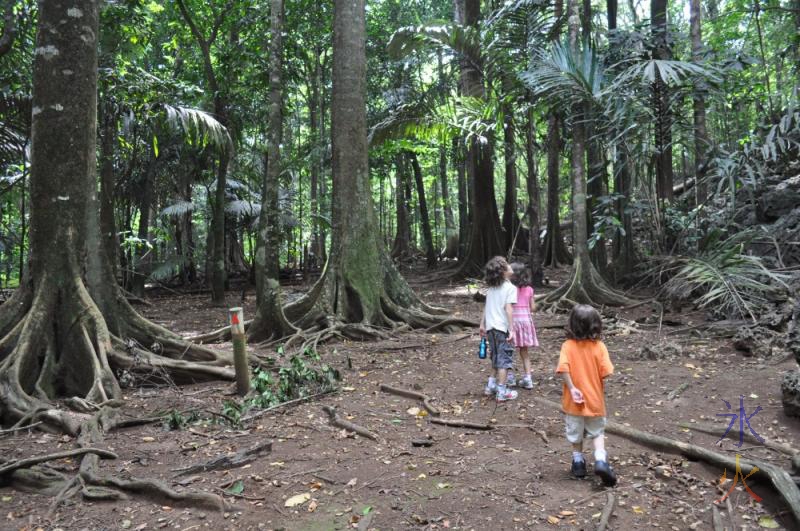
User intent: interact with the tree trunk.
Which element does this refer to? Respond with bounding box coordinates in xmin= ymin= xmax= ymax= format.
xmin=542 ymin=113 xmax=572 ymax=267
xmin=250 ymin=0 xmax=294 ymax=342
xmin=308 ymin=51 xmax=322 ymax=270
xmin=454 ymin=138 xmax=468 ymax=259
xmin=454 ymin=0 xmax=504 ymax=275
xmin=176 ymin=0 xmax=229 ymax=306
xmin=651 ymin=0 xmax=673 ymax=204
xmin=502 ymin=106 xmax=518 ymax=251
xmin=99 ymin=103 xmax=119 ymax=279
xmin=130 ymin=158 xmax=154 ymax=298
xmin=408 ymin=152 xmax=437 ymax=268
xmin=541 ymin=0 xmax=632 ymax=308
xmin=439 ymin=144 xmax=458 ymax=258
xmin=391 ymin=154 xmax=411 ymax=260
xmin=0 ymin=0 xmax=233 ymax=437
xmin=525 ymin=107 xmax=544 ymax=287
xmin=690 ymin=0 xmax=709 ymax=207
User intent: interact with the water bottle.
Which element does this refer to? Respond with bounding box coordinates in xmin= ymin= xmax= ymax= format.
xmin=478 ymin=337 xmax=487 ymax=359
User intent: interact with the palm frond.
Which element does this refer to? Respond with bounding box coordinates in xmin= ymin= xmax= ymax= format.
xmin=520 ymin=39 xmax=603 ymax=107
xmin=653 ymin=230 xmax=790 ymax=321
xmin=387 ymin=23 xmax=480 ymax=62
xmin=226 ymin=199 xmax=260 ymax=218
xmin=161 ymin=104 xmax=232 ymax=153
xmin=160 ymin=200 xmax=195 ymax=218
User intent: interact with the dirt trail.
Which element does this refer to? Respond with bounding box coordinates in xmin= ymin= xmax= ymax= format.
xmin=1 ymin=277 xmax=798 ymax=530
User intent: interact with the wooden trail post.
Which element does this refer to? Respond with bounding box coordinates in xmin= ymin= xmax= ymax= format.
xmin=230 ymin=307 xmax=250 ymax=396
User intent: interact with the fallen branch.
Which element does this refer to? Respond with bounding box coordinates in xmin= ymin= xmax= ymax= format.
xmin=215 ymin=486 xmax=266 ymax=501
xmin=667 ymin=382 xmax=689 ymax=401
xmin=0 ymin=421 xmax=43 ymax=436
xmin=241 ymin=389 xmax=338 ymax=423
xmin=530 ymin=396 xmax=800 ymax=526
xmin=678 ymin=421 xmax=799 ymax=457
xmin=172 ymin=441 xmax=272 ymax=477
xmin=322 ymin=406 xmax=378 ymax=441
xmin=711 ymin=504 xmax=724 ymax=531
xmin=379 ymin=384 xmax=441 ymax=417
xmin=186 ymin=319 xmax=253 ymax=344
xmin=430 ymin=418 xmax=492 ymax=431
xmin=596 ymin=492 xmax=616 ymax=531
xmin=0 ymin=448 xmax=117 ymax=476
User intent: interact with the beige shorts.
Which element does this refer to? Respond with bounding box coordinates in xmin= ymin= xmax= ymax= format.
xmin=565 ymin=414 xmax=607 ymax=443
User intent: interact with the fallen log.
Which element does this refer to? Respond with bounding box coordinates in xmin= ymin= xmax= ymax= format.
xmin=172 ymin=441 xmax=272 ymax=477
xmin=530 ymin=396 xmax=800 ymax=526
xmin=430 ymin=418 xmax=492 ymax=431
xmin=379 ymin=384 xmax=441 ymax=417
xmin=322 ymin=406 xmax=378 ymax=441
xmin=679 ymin=421 xmax=799 ymax=457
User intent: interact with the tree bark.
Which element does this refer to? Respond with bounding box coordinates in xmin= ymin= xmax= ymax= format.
xmin=651 ymin=0 xmax=673 ymax=204
xmin=454 ymin=0 xmax=504 ymax=274
xmin=250 ymin=0 xmax=294 ymax=342
xmin=408 ymin=152 xmax=437 ymax=268
xmin=454 ymin=138 xmax=468 ymax=259
xmin=541 ymin=0 xmax=632 ymax=308
xmin=0 ymin=0 xmax=234 ymax=437
xmin=176 ymin=0 xmax=230 ymax=306
xmin=690 ymin=0 xmax=709 ymax=207
xmin=502 ymin=106 xmax=519 ymax=251
xmin=525 ymin=106 xmax=543 ymax=287
xmin=439 ymin=145 xmax=457 ymax=258
xmin=542 ymin=113 xmax=572 ymax=267
xmin=129 ymin=158 xmax=155 ymax=298
xmin=391 ymin=154 xmax=411 ymax=260
xmin=98 ymin=103 xmax=119 ymax=280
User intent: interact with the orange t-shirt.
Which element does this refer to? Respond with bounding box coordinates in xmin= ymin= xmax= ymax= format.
xmin=555 ymin=339 xmax=614 ymax=417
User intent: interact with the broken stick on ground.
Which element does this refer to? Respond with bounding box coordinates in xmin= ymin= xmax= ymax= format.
xmin=379 ymin=383 xmax=441 ymax=416
xmin=322 ymin=405 xmax=378 ymax=441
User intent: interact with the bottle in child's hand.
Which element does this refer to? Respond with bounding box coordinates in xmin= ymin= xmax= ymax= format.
xmin=478 ymin=337 xmax=487 ymax=359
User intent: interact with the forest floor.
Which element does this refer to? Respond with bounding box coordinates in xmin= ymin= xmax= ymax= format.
xmin=1 ymin=269 xmax=799 ymax=531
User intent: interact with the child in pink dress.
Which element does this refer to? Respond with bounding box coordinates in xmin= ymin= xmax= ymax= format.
xmin=507 ymin=263 xmax=539 ymax=389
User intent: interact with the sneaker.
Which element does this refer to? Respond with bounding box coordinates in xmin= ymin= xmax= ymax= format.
xmin=506 ymin=373 xmax=517 ymax=387
xmin=496 ymin=387 xmax=518 ymax=402
xmin=520 ymin=376 xmax=534 ymax=390
xmin=483 ymin=383 xmax=497 ymax=396
xmin=594 ymin=460 xmax=618 ymax=486
xmin=571 ymin=458 xmax=587 ymax=478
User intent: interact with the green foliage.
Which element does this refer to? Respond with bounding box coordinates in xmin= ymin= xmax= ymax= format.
xmin=219 ymin=349 xmax=340 ymax=426
xmin=163 ymin=409 xmax=200 ymax=431
xmin=653 ymin=230 xmax=790 ymax=321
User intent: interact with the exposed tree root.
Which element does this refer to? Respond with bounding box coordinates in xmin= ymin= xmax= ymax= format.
xmin=596 ymin=492 xmax=616 ymax=531
xmin=322 ymin=405 xmax=378 ymax=441
xmin=539 ymin=256 xmax=636 ymax=311
xmin=172 ymin=441 xmax=272 ymax=477
xmin=0 ymin=448 xmax=117 ymax=477
xmin=379 ymin=384 xmax=441 ymax=416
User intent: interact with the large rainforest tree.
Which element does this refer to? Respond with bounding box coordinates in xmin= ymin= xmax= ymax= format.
xmin=0 ymin=0 xmax=233 ymax=481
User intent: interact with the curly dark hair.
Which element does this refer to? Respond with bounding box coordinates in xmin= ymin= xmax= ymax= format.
xmin=566 ymin=304 xmax=603 ymax=340
xmin=510 ymin=262 xmax=532 ymax=288
xmin=483 ymin=256 xmax=510 ymax=288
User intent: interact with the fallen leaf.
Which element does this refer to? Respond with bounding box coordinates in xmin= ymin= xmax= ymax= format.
xmin=141 ymin=437 xmax=155 ymax=442
xmin=270 ymin=461 xmax=285 ymax=467
xmin=758 ymin=516 xmax=780 ymax=528
xmin=560 ymin=510 xmax=576 ymax=516
xmin=284 ymin=492 xmax=311 ymax=508
xmin=225 ymin=480 xmax=244 ymax=495
xmin=362 ymin=506 xmax=373 ymax=515
xmin=750 ymin=393 xmax=759 ymax=399
xmin=342 ymin=387 xmax=356 ymax=391
xmin=547 ymin=515 xmax=561 ymax=525
xmin=632 ymin=506 xmax=645 ymax=514
xmin=0 ymin=497 xmax=10 ymax=503
xmin=407 ymin=407 xmax=421 ymax=416
xmin=591 ymin=512 xmax=602 ymax=519
xmin=346 ymin=478 xmax=358 ymax=487
xmin=309 ymin=481 xmax=323 ymax=491
xmin=436 ymin=482 xmax=451 ymax=489
xmin=307 ymin=500 xmax=318 ymax=513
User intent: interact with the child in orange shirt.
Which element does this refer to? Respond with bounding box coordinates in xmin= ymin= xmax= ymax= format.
xmin=555 ymin=304 xmax=617 ymax=486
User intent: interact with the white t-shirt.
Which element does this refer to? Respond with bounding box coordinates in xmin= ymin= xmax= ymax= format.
xmin=484 ymin=281 xmax=517 ymax=333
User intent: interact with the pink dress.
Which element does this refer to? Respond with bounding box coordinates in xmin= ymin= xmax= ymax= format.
xmin=512 ymin=286 xmax=539 ymax=347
